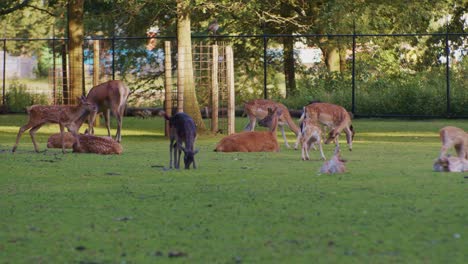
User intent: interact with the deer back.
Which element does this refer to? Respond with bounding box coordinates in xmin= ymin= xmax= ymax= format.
xmin=86 ymin=80 xmax=129 ymax=112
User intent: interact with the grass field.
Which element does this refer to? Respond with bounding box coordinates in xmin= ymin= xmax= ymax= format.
xmin=1 ymin=114 xmax=467 ymax=263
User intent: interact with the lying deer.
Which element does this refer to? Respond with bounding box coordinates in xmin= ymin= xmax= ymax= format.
xmin=86 ymin=80 xmax=130 ymax=142
xmin=437 ymin=126 xmax=468 ymax=159
xmin=300 ymin=116 xmax=326 ymax=161
xmin=12 ymin=96 xmax=96 ymax=154
xmin=244 ymin=99 xmax=300 ymax=148
xmin=214 ymin=107 xmax=281 ymax=152
xmin=47 ymin=132 xmax=76 ymax=149
xmin=160 ymin=111 xmax=199 ymax=169
xmin=320 ymin=149 xmax=347 ymax=174
xmin=72 ymin=134 xmax=123 ymax=155
xmin=433 ymin=156 xmax=468 ymax=172
xmin=295 ymin=102 xmax=354 ymax=152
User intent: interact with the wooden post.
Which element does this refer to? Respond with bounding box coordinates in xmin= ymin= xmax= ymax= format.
xmin=211 ymin=45 xmax=219 ymax=133
xmin=93 ymin=39 xmax=100 ymax=126
xmin=164 ymin=41 xmax=173 ymax=136
xmin=177 ymin=45 xmax=184 ymax=113
xmin=226 ymin=46 xmax=235 ymax=135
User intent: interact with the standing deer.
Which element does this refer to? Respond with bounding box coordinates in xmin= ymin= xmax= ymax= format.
xmin=12 ymin=96 xmax=96 ymax=153
xmin=86 ymin=80 xmax=130 ymax=142
xmin=214 ymin=107 xmax=281 ymax=152
xmin=437 ymin=126 xmax=468 ymax=159
xmin=244 ymin=99 xmax=300 ymax=148
xmin=300 ymin=116 xmax=326 ymax=161
xmin=160 ymin=111 xmax=199 ymax=169
xmin=295 ymin=102 xmax=354 ymax=152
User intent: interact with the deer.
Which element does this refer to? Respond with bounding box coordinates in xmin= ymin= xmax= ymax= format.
xmin=300 ymin=116 xmax=326 ymax=161
xmin=11 ymin=96 xmax=96 ymax=154
xmin=214 ymin=107 xmax=281 ymax=152
xmin=86 ymin=80 xmax=130 ymax=142
xmin=160 ymin=111 xmax=199 ymax=169
xmin=295 ymin=102 xmax=354 ymax=152
xmin=244 ymin=99 xmax=300 ymax=148
xmin=320 ymin=149 xmax=347 ymax=174
xmin=47 ymin=132 xmax=77 ymax=149
xmin=72 ymin=134 xmax=123 ymax=155
xmin=433 ymin=156 xmax=468 ymax=172
xmin=437 ymin=126 xmax=468 ymax=159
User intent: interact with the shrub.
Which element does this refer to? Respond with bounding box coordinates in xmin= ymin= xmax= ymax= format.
xmin=5 ymin=81 xmax=49 ymax=113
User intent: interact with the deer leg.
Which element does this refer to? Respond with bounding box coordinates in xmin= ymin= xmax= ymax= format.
xmin=113 ymin=108 xmax=122 ymax=142
xmin=280 ymin=126 xmax=291 ymax=148
xmin=88 ymin=110 xmax=98 ymax=135
xmin=169 ymin=138 xmax=175 ymax=169
xmin=105 ymin=109 xmax=111 ymax=138
xmin=244 ymin=116 xmax=256 ymax=131
xmin=29 ymin=124 xmax=43 ymax=153
xmin=317 ymin=138 xmax=326 ymax=160
xmin=12 ymin=123 xmax=35 ymax=152
xmin=344 ymin=127 xmax=353 ymax=151
xmin=59 ymin=124 xmax=67 ymax=154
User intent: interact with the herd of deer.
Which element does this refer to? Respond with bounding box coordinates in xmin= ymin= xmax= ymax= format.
xmin=9 ymin=80 xmax=468 ymax=173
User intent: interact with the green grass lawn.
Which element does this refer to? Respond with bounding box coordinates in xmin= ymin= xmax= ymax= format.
xmin=1 ymin=115 xmax=467 ymax=263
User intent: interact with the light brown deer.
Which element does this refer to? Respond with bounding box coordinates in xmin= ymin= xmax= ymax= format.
xmin=437 ymin=126 xmax=468 ymax=159
xmin=433 ymin=156 xmax=468 ymax=172
xmin=72 ymin=134 xmax=123 ymax=155
xmin=12 ymin=96 xmax=96 ymax=153
xmin=244 ymin=99 xmax=299 ymax=148
xmin=295 ymin=102 xmax=354 ymax=151
xmin=86 ymin=80 xmax=130 ymax=142
xmin=320 ymin=149 xmax=347 ymax=174
xmin=300 ymin=117 xmax=326 ymax=161
xmin=214 ymin=107 xmax=281 ymax=152
xmin=47 ymin=132 xmax=76 ymax=149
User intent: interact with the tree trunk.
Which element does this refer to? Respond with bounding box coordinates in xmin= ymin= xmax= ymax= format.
xmin=68 ymin=0 xmax=84 ymax=104
xmin=176 ymin=0 xmax=206 ymax=130
xmin=283 ymin=37 xmax=296 ymax=97
xmin=323 ymin=46 xmax=341 ymax=72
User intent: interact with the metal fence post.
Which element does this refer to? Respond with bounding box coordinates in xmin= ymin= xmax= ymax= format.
xmin=445 ymin=29 xmax=451 ymax=117
xmin=2 ymin=39 xmax=6 ymax=106
xmin=263 ymin=35 xmax=268 ymax=99
xmin=112 ymin=35 xmax=116 ymax=80
xmin=352 ymin=30 xmax=356 ymax=115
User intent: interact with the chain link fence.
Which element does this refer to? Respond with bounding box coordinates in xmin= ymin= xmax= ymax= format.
xmin=0 ymin=32 xmax=466 ymax=117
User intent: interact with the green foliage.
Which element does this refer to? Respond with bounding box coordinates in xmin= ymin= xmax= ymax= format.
xmin=5 ymin=80 xmax=49 ymax=113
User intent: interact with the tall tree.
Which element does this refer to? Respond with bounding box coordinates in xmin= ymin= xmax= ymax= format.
xmin=176 ymin=0 xmax=205 ymax=130
xmin=68 ymin=0 xmax=84 ymax=104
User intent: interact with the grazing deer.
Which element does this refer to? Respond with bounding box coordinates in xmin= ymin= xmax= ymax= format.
xmin=160 ymin=111 xmax=199 ymax=169
xmin=214 ymin=107 xmax=281 ymax=152
xmin=295 ymin=102 xmax=354 ymax=152
xmin=437 ymin=126 xmax=468 ymax=159
xmin=433 ymin=156 xmax=468 ymax=172
xmin=300 ymin=117 xmax=326 ymax=161
xmin=47 ymin=132 xmax=76 ymax=149
xmin=12 ymin=96 xmax=96 ymax=154
xmin=244 ymin=99 xmax=300 ymax=148
xmin=86 ymin=80 xmax=130 ymax=142
xmin=72 ymin=134 xmax=123 ymax=155
xmin=320 ymin=149 xmax=347 ymax=174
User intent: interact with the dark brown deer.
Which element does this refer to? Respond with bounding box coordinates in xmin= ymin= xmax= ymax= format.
xmin=214 ymin=108 xmax=281 ymax=152
xmin=244 ymin=99 xmax=300 ymax=148
xmin=160 ymin=111 xmax=199 ymax=169
xmin=86 ymin=80 xmax=130 ymax=142
xmin=12 ymin=96 xmax=96 ymax=153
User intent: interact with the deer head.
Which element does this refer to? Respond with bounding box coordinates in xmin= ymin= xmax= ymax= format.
xmin=179 ymin=144 xmax=199 ymax=169
xmin=258 ymin=107 xmax=282 ymax=132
